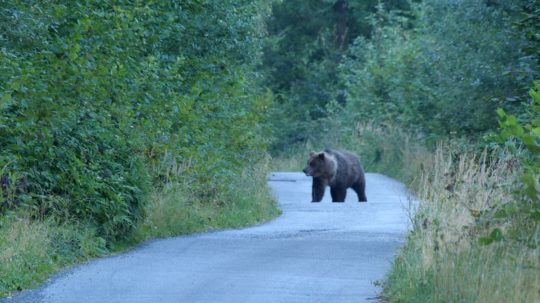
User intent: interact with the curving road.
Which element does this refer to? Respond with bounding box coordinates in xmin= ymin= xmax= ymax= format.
xmin=4 ymin=172 xmax=412 ymax=303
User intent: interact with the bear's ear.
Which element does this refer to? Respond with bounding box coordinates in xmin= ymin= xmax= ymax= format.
xmin=318 ymin=152 xmax=325 ymax=160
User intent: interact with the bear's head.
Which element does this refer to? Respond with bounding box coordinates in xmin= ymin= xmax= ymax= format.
xmin=302 ymin=151 xmax=336 ymax=178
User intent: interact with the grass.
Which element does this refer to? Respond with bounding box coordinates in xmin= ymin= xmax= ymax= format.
xmin=0 ymin=161 xmax=279 ymax=298
xmin=383 ymin=146 xmax=540 ymax=303
xmin=0 ymin=215 xmax=106 ymax=296
xmin=134 ymin=162 xmax=281 ymax=240
xmin=271 ymin=123 xmax=540 ymax=302
xmin=387 ymin=237 xmax=540 ymax=302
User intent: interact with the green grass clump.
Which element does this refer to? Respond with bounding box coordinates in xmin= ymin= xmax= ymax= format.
xmin=386 ymin=238 xmax=540 ymax=302
xmin=135 ymin=163 xmax=280 ymax=240
xmin=0 ymin=215 xmax=106 ymax=297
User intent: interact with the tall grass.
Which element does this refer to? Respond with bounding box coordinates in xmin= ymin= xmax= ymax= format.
xmin=384 ymin=146 xmax=540 ymax=302
xmin=0 ymin=215 xmax=105 ymax=296
xmin=135 ymin=160 xmax=280 ymax=240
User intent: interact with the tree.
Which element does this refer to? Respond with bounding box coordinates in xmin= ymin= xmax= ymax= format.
xmin=340 ymin=0 xmax=538 ymax=138
xmin=263 ymin=0 xmax=409 ymax=151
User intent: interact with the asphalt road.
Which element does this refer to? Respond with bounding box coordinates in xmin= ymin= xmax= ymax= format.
xmin=4 ymin=172 xmax=412 ymax=303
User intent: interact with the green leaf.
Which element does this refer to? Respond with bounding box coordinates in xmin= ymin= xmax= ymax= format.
xmin=9 ymin=80 xmax=21 ymax=90
xmin=0 ymin=93 xmax=11 ymax=105
xmin=479 ymin=228 xmax=504 ymax=245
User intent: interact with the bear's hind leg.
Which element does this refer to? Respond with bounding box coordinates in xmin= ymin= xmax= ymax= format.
xmin=330 ymin=187 xmax=346 ymax=202
xmin=351 ymin=180 xmax=367 ymax=202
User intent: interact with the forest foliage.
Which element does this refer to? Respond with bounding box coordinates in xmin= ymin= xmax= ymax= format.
xmin=265 ymin=0 xmax=539 ymax=144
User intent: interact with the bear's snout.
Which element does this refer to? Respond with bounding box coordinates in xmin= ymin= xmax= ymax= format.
xmin=303 ymin=168 xmax=310 ymax=176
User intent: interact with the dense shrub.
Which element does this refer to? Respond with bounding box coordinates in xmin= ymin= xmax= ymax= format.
xmin=0 ymin=1 xmax=272 ymax=241
xmin=496 ymin=81 xmax=540 ymax=237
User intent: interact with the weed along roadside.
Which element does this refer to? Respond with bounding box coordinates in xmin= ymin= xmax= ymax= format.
xmin=380 ymin=84 xmax=540 ymax=302
xmin=383 ymin=146 xmax=540 ymax=302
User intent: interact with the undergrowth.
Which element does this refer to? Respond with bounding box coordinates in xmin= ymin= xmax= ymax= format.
xmin=384 ymin=146 xmax=540 ymax=302
xmin=134 ymin=161 xmax=280 ymax=240
xmin=0 ymin=216 xmax=105 ymax=296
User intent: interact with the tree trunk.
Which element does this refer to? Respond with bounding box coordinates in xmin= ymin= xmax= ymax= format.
xmin=334 ymin=0 xmax=349 ymax=52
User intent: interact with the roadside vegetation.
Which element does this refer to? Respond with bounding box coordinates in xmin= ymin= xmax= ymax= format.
xmin=266 ymin=0 xmax=539 ymax=302
xmin=0 ymin=1 xmax=279 ymax=297
xmin=134 ymin=161 xmax=279 ymax=241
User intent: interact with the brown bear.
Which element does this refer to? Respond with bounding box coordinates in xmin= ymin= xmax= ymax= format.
xmin=302 ymin=149 xmax=367 ymax=202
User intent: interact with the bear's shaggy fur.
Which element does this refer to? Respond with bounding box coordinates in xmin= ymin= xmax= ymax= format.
xmin=302 ymin=149 xmax=367 ymax=202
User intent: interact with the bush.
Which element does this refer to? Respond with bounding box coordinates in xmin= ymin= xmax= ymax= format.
xmin=496 ymin=80 xmax=540 ymax=239
xmin=0 ymin=1 xmax=280 ymax=296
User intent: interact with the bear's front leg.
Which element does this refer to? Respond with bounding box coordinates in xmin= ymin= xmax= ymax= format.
xmin=312 ymin=177 xmax=326 ymax=202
